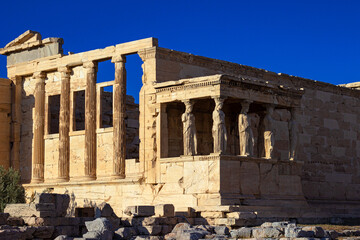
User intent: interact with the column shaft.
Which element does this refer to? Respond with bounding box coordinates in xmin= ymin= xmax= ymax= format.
xmin=58 ymin=66 xmax=71 ymax=181
xmin=112 ymin=56 xmax=126 ymax=179
xmin=32 ymin=72 xmax=46 ymax=183
xmin=84 ymin=61 xmax=97 ymax=180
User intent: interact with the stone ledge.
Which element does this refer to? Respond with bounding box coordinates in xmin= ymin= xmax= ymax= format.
xmin=160 ymin=155 xmax=304 ymax=165
xmin=23 ymin=177 xmax=141 ymax=188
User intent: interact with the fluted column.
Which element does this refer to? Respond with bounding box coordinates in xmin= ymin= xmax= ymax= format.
xmin=32 ymin=71 xmax=46 ymax=183
xmin=111 ymin=55 xmax=126 ymax=179
xmin=83 ymin=61 xmax=97 ymax=180
xmin=58 ymin=66 xmax=71 ymax=182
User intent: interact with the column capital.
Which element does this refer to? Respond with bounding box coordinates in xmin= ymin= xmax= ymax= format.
xmin=33 ymin=71 xmax=46 ymax=80
xmin=58 ymin=66 xmax=72 ymax=74
xmin=83 ymin=61 xmax=98 ymax=71
xmin=241 ymin=99 xmax=253 ymax=104
xmin=182 ymin=99 xmax=194 ymax=105
xmin=111 ymin=55 xmax=126 ymax=63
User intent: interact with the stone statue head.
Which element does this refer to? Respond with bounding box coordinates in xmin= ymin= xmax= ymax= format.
xmin=241 ymin=101 xmax=251 ymax=114
xmin=214 ymin=97 xmax=224 ymax=111
xmin=266 ymin=104 xmax=274 ymax=115
xmin=184 ymin=100 xmax=193 ymax=113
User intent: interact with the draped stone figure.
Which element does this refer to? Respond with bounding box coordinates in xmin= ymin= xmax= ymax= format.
xmin=182 ymin=100 xmax=197 ymax=156
xmin=263 ymin=104 xmax=275 ymax=159
xmin=212 ymin=97 xmax=227 ymax=154
xmin=238 ymin=101 xmax=254 ymax=156
xmin=289 ymin=108 xmax=298 ymax=161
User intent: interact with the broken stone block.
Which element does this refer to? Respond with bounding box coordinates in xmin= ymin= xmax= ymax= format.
xmin=285 ymin=227 xmax=315 ymax=238
xmin=226 ymin=211 xmax=256 ymax=219
xmin=83 ymin=230 xmax=113 ymax=240
xmin=0 ymin=213 xmax=9 ymax=225
xmin=161 ymin=217 xmax=178 ymax=225
xmin=6 ymin=216 xmax=25 ymax=226
xmin=252 ymin=227 xmax=282 ymax=238
xmin=302 ymin=226 xmax=325 ymax=238
xmin=327 ymin=230 xmax=339 ymax=240
xmin=171 ymin=222 xmax=191 ymax=234
xmin=137 ymin=225 xmax=162 ymax=235
xmin=114 ymin=227 xmax=138 ymax=240
xmin=154 ymin=204 xmax=174 ymax=217
xmin=55 ymin=194 xmax=70 ymax=217
xmin=54 ymin=235 xmax=74 ymax=240
xmin=124 ymin=206 xmax=155 ymax=217
xmin=94 ymin=202 xmax=114 ymax=218
xmin=4 ymin=203 xmax=56 ymax=218
xmin=177 ymin=228 xmax=210 ymax=240
xmin=33 ymin=226 xmax=55 ymax=238
xmin=161 ymin=225 xmax=173 ymax=235
xmin=85 ymin=218 xmax=113 ymax=233
xmin=35 ymin=193 xmax=55 ymax=204
xmin=271 ymin=221 xmax=292 ymax=229
xmin=230 ymin=227 xmax=252 ymax=238
xmin=214 ymin=226 xmax=229 ymax=235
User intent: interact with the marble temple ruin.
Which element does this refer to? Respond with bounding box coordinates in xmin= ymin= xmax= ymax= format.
xmin=0 ymin=30 xmax=359 ymax=221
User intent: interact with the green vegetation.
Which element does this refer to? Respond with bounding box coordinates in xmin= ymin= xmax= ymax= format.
xmin=0 ymin=166 xmax=25 ymax=212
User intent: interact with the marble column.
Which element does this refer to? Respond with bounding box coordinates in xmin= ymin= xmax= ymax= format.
xmin=58 ymin=66 xmax=71 ymax=182
xmin=84 ymin=61 xmax=97 ymax=180
xmin=111 ymin=56 xmax=126 ymax=179
xmin=32 ymin=71 xmax=46 ymax=183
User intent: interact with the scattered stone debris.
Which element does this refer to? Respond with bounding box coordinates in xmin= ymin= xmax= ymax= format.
xmin=1 ymin=193 xmax=360 ymax=239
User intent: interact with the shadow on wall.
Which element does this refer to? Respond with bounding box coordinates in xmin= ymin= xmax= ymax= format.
xmin=20 ymin=90 xmax=34 ymax=184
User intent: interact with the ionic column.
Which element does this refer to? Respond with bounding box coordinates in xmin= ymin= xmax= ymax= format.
xmin=58 ymin=66 xmax=71 ymax=182
xmin=32 ymin=71 xmax=46 ymax=183
xmin=111 ymin=55 xmax=126 ymax=179
xmin=83 ymin=61 xmax=97 ymax=180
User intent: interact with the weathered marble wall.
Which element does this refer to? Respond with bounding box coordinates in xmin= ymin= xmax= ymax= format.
xmin=153 ymin=47 xmax=360 ymax=202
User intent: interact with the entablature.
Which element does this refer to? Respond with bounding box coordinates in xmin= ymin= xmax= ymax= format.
xmin=154 ymin=74 xmax=304 ymax=107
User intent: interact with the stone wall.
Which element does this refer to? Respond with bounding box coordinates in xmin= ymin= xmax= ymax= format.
xmin=153 ymin=47 xmax=360 ymax=203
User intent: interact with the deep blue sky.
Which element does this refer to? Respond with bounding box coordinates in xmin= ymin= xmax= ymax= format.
xmin=1 ymin=0 xmax=359 ymax=102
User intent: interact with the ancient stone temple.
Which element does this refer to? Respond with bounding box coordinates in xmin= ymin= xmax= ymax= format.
xmin=0 ymin=30 xmax=359 ymax=220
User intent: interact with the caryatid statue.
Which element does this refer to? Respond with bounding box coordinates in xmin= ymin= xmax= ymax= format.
xmin=182 ymin=100 xmax=197 ymax=156
xmin=289 ymin=108 xmax=299 ymax=161
xmin=263 ymin=104 xmax=275 ymax=159
xmin=238 ymin=101 xmax=254 ymax=156
xmin=212 ymin=97 xmax=227 ymax=154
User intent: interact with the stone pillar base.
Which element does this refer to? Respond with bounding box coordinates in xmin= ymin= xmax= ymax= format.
xmin=78 ymin=176 xmax=96 ymax=181
xmin=31 ymin=178 xmax=44 ymax=184
xmin=111 ymin=174 xmax=125 ymax=180
xmin=56 ymin=177 xmax=69 ymax=183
